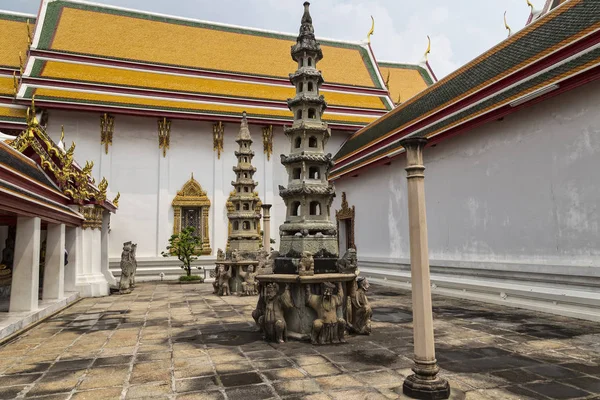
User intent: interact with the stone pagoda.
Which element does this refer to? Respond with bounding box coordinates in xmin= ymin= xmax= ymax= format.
xmin=278 ymin=1 xmax=338 ymax=266
xmin=253 ymin=3 xmax=368 ymax=346
xmin=228 ymin=111 xmax=262 ymax=252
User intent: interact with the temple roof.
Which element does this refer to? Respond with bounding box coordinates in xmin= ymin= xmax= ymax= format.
xmin=0 ymin=1 xmax=433 ymax=130
xmin=331 ymin=0 xmax=599 ymax=179
xmin=379 ymin=62 xmax=436 ymax=106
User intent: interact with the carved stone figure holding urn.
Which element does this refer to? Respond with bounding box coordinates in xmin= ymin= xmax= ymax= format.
xmin=305 ymin=282 xmax=346 ymax=344
xmin=253 ymin=282 xmax=294 ymax=343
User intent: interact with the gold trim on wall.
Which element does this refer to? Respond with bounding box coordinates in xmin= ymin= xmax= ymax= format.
xmin=213 ymin=121 xmax=224 ymax=159
xmin=158 ymin=117 xmax=171 ymax=158
xmin=100 ymin=113 xmax=114 ymax=155
xmin=262 ymin=125 xmax=273 ymax=161
xmin=172 ymin=174 xmax=212 ymax=255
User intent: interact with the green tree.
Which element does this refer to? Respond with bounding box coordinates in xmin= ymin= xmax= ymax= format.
xmin=161 ymin=226 xmax=200 ymax=277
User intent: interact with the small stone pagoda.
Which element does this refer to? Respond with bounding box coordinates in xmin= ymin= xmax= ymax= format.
xmin=228 ymin=111 xmax=262 ymax=252
xmin=214 ymin=112 xmax=266 ymax=296
xmin=253 ymin=2 xmax=370 ymax=345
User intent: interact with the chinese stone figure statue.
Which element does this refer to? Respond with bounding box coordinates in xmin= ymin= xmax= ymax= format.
xmin=130 ymin=243 xmax=138 ymax=288
xmin=217 ymin=248 xmax=225 ymax=261
xmin=348 ymin=277 xmax=372 ymax=335
xmin=213 ymin=265 xmax=232 ymax=296
xmin=119 ymin=241 xmax=137 ymax=294
xmin=239 ymin=265 xmax=258 ymax=296
xmin=298 ymin=251 xmax=315 ymax=276
xmin=337 ymin=248 xmax=358 ymax=274
xmin=305 ymin=282 xmax=346 ymax=345
xmin=253 ymin=282 xmax=294 ymax=343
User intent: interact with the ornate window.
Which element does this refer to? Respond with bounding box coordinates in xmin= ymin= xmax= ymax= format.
xmin=308 ymin=136 xmax=318 ymax=147
xmin=336 ymin=192 xmax=356 ymax=253
xmin=172 ymin=175 xmax=212 ymax=255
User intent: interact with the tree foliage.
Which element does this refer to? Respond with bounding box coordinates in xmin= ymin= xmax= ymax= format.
xmin=161 ymin=226 xmax=200 ymax=276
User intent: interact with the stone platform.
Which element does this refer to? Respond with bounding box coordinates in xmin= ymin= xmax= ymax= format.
xmin=0 ymin=282 xmax=598 ymax=399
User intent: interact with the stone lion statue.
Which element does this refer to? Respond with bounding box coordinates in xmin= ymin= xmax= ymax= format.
xmin=298 ymin=251 xmax=314 ymax=276
xmin=337 ymin=248 xmax=358 ymax=274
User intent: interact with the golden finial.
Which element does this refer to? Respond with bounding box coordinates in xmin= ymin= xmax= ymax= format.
xmin=395 ymin=94 xmax=401 ymax=107
xmin=424 ymin=35 xmax=431 ymax=61
xmin=384 ymin=70 xmax=390 ymax=91
xmin=18 ymin=52 xmax=24 ymax=75
xmin=26 ymin=19 xmax=32 ymax=47
xmin=99 ymin=177 xmax=108 ymax=191
xmin=527 ymin=0 xmax=534 ymax=11
xmin=82 ymin=160 xmax=94 ymax=176
xmin=367 ymin=16 xmax=375 ymax=44
xmin=12 ymin=72 xmax=18 ymax=97
xmin=26 ymin=95 xmax=39 ymax=126
xmin=60 ymin=125 xmax=65 ymax=143
xmin=112 ymin=192 xmax=120 ymax=207
xmin=504 ymin=11 xmax=512 ymax=37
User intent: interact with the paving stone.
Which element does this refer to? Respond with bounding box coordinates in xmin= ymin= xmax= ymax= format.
xmin=563 ymin=376 xmax=600 ymax=394
xmin=273 ymin=378 xmax=320 ymax=396
xmin=328 ymin=388 xmax=389 ymax=400
xmin=302 ymin=362 xmax=343 ymax=377
xmin=262 ymin=367 xmax=306 ymax=381
xmin=224 ymin=383 xmax=273 ymax=400
xmin=126 ymin=382 xmax=171 ymax=399
xmin=72 ymin=387 xmax=123 ymax=399
xmin=175 ymin=376 xmax=219 ymax=393
xmin=176 ymin=390 xmax=225 ymax=400
xmin=0 ymin=385 xmax=26 ymax=398
xmin=0 ymin=373 xmax=42 ymax=386
xmin=354 ymin=370 xmax=405 ymax=388
xmin=316 ymin=374 xmax=364 ymax=390
xmin=523 ymin=381 xmax=591 ymax=399
xmin=219 ymin=372 xmax=263 ymax=387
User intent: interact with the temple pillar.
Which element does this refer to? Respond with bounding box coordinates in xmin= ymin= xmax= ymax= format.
xmin=156 ymin=139 xmax=170 ymax=257
xmin=400 ymin=137 xmax=450 ymax=400
xmin=9 ymin=217 xmax=41 ymax=312
xmin=64 ymin=226 xmax=78 ymax=292
xmin=101 ymin=210 xmax=116 ymax=286
xmin=42 ymin=223 xmax=65 ymax=300
xmin=77 ymin=206 xmax=109 ymax=297
xmin=262 ymin=204 xmax=272 ymax=250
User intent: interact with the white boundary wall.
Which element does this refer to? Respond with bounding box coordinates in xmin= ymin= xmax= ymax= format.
xmin=333 ymin=80 xmax=600 ymax=321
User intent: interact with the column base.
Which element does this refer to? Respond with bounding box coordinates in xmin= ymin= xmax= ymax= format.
xmin=403 ymin=374 xmax=450 ymax=400
xmin=403 ymin=358 xmax=450 ymax=400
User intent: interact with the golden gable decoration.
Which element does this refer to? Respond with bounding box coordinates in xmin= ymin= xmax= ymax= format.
xmin=172 ymin=174 xmax=212 ymax=255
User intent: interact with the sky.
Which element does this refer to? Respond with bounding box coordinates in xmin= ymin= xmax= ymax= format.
xmin=0 ymin=0 xmax=543 ymax=78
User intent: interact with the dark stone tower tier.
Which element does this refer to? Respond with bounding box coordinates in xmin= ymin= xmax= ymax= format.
xmin=276 ymin=1 xmax=338 ymax=271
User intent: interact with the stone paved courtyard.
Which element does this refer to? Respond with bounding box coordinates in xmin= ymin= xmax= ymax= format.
xmin=0 ymin=283 xmax=598 ymax=400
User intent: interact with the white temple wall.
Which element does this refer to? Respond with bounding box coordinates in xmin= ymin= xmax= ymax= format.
xmin=46 ymin=110 xmax=349 ymax=276
xmin=334 ymin=80 xmax=600 ymax=321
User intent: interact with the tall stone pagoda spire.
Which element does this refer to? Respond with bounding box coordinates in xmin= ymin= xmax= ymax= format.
xmin=278 ymin=1 xmax=338 ymax=258
xmin=228 ymin=112 xmax=262 ymax=251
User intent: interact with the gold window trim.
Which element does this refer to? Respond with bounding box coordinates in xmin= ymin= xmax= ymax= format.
xmin=172 ymin=175 xmax=212 ymax=255
xmin=336 ymin=192 xmax=356 ymax=251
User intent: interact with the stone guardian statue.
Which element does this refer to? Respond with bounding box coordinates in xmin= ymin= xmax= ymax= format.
xmin=253 ymin=282 xmax=294 ymax=343
xmin=305 ymin=282 xmax=346 ymax=344
xmin=213 ymin=265 xmax=231 ymax=296
xmin=119 ymin=241 xmax=136 ymax=294
xmin=238 ymin=265 xmax=258 ymax=296
xmin=348 ymin=277 xmax=372 ymax=335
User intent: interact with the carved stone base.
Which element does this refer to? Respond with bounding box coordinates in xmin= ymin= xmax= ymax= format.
xmin=403 ymin=359 xmax=450 ymax=400
xmin=229 ymin=239 xmax=261 ymax=252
